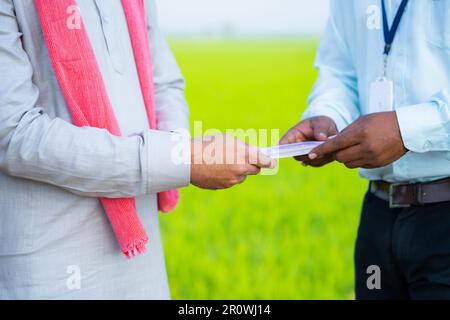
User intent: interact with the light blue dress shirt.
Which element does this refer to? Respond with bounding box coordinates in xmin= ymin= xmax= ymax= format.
xmin=303 ymin=0 xmax=450 ymax=183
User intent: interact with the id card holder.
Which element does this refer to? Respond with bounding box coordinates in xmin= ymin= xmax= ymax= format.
xmin=368 ymin=77 xmax=394 ymax=114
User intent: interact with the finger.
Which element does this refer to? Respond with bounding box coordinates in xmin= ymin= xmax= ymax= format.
xmin=249 ymin=147 xmax=277 ymax=169
xmin=302 ymin=155 xmax=335 ymax=168
xmin=280 ymin=120 xmax=316 ymax=145
xmin=294 ymin=155 xmax=310 ymax=162
xmin=311 ymin=119 xmax=337 ymax=141
xmin=309 ymin=131 xmax=360 ymax=160
xmin=334 ymin=145 xmax=365 ymax=164
xmin=256 ymin=153 xmax=277 ymax=169
xmin=295 ymin=153 xmax=334 ymax=166
xmin=245 ymin=165 xmax=261 ymax=176
xmin=344 ymin=159 xmax=366 ymax=169
xmin=279 ymin=127 xmax=308 ymax=145
xmin=361 ymin=163 xmax=381 ymax=170
xmin=237 ymin=175 xmax=247 ymax=184
xmin=227 ymin=172 xmax=248 ymax=188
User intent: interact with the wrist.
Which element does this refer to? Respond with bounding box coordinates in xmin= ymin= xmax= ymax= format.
xmin=391 ymin=111 xmax=408 ymax=153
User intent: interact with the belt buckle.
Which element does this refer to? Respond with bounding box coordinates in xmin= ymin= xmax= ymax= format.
xmin=389 ymin=183 xmax=411 ymax=209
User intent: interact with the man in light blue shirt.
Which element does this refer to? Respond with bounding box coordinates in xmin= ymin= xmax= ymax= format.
xmin=281 ymin=0 xmax=449 ymax=299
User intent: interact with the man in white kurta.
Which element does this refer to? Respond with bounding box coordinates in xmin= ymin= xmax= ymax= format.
xmin=0 ymin=0 xmax=276 ymax=299
xmin=0 ymin=0 xmax=189 ymax=299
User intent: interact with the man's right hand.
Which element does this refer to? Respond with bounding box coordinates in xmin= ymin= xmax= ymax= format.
xmin=190 ymin=135 xmax=277 ymax=190
xmin=279 ymin=116 xmax=338 ymax=167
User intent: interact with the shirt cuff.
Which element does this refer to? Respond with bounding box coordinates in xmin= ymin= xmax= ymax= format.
xmin=302 ymin=104 xmax=349 ymax=132
xmin=145 ymin=129 xmax=191 ymax=194
xmin=396 ymin=101 xmax=449 ymax=153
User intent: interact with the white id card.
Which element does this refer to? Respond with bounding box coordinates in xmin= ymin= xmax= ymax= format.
xmin=368 ymin=78 xmax=394 ymax=114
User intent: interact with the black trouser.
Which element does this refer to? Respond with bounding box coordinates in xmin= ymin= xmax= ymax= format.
xmin=355 ymin=191 xmax=450 ymax=300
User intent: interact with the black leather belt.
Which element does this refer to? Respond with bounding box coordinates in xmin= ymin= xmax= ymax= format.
xmin=371 ymin=178 xmax=450 ymax=209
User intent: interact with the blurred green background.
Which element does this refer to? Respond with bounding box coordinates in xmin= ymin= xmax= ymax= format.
xmin=160 ymin=39 xmax=367 ymax=300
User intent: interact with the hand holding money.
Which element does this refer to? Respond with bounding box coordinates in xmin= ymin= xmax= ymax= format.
xmin=279 ymin=116 xmax=338 ymax=167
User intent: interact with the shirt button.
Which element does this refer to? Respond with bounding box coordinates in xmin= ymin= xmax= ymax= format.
xmin=102 ymin=15 xmax=110 ymax=24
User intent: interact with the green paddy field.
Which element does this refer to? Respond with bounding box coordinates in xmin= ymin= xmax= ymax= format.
xmin=160 ymin=39 xmax=367 ymax=299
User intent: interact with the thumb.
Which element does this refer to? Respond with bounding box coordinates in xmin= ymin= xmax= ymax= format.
xmin=255 ymin=150 xmax=277 ymax=169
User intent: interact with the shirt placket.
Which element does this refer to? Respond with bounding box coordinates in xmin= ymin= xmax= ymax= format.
xmin=94 ymin=0 xmax=125 ymax=74
xmin=391 ymin=0 xmax=409 ymax=179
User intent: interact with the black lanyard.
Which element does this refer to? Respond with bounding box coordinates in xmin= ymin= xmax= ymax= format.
xmin=381 ymin=0 xmax=409 ymax=56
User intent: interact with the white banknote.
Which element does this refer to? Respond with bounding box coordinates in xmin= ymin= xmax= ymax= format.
xmin=260 ymin=141 xmax=324 ymax=159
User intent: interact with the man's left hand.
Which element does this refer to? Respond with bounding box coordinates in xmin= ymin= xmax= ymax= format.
xmin=309 ymin=112 xmax=408 ymax=169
